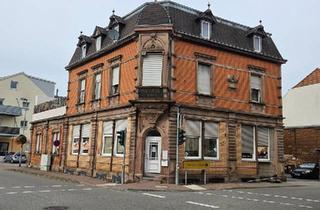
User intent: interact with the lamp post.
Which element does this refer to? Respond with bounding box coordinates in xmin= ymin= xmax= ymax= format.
xmin=16 ymin=98 xmax=29 ymax=167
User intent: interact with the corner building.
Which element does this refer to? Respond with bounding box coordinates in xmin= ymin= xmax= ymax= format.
xmin=30 ymin=1 xmax=286 ymax=183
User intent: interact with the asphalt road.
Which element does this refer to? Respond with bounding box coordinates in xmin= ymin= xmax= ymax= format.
xmin=0 ymin=167 xmax=319 ymax=210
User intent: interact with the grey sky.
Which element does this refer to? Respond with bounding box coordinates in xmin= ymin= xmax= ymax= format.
xmin=0 ymin=0 xmax=319 ymax=96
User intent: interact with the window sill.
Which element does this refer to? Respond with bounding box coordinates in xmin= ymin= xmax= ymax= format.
xmin=114 ymin=154 xmax=124 ymax=158
xmin=241 ymin=158 xmax=256 ymax=162
xmin=91 ymin=98 xmax=101 ymax=103
xmin=101 ymin=154 xmax=111 ymax=157
xmin=258 ymin=159 xmax=271 ymax=163
xmin=107 ymin=93 xmax=120 ymax=98
xmin=250 ymin=101 xmax=265 ymax=106
xmin=204 ymin=157 xmax=219 ymax=161
xmin=76 ymin=102 xmax=85 ymax=106
xmin=184 ymin=157 xmax=202 ymax=160
xmin=196 ymin=93 xmax=215 ymax=98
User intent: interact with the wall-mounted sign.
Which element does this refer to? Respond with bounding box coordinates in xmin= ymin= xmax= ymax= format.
xmin=183 ymin=160 xmax=210 ymax=170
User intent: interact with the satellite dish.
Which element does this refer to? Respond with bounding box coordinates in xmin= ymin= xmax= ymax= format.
xmin=108 ymin=29 xmax=119 ymax=41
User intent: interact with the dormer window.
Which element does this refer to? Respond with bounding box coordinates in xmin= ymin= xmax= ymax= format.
xmin=253 ymin=35 xmax=262 ymax=53
xmin=96 ymin=36 xmax=101 ymax=51
xmin=81 ymin=44 xmax=87 ymax=58
xmin=114 ymin=25 xmax=119 ymax=33
xmin=201 ymin=20 xmax=210 ymax=39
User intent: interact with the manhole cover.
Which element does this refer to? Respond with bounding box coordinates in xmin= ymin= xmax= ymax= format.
xmin=43 ymin=206 xmax=69 ymax=210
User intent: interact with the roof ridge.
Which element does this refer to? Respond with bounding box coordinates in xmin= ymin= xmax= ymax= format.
xmin=25 ymin=73 xmax=56 ymax=84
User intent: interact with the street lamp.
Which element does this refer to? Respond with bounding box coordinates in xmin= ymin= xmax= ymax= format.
xmin=16 ymin=97 xmax=29 ymax=167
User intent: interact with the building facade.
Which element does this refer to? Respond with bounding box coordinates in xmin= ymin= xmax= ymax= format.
xmin=0 ymin=72 xmax=55 ymax=154
xmin=30 ymin=1 xmax=286 ymax=183
xmin=283 ymin=68 xmax=320 ymax=163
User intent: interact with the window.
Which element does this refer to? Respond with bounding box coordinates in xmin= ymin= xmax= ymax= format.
xmin=114 ymin=119 xmax=127 ymax=156
xmin=96 ymin=36 xmax=101 ymax=51
xmin=72 ymin=124 xmax=90 ymax=155
xmin=201 ymin=20 xmax=210 ymax=39
xmin=102 ymin=121 xmax=113 ymax=156
xmin=257 ymin=127 xmax=271 ymax=161
xmin=142 ymin=54 xmax=163 ymax=86
xmin=114 ymin=25 xmax=119 ymax=33
xmin=93 ymin=73 xmax=101 ymax=100
xmin=20 ymin=121 xmax=28 ymax=128
xmin=250 ymin=74 xmax=262 ymax=103
xmin=241 ymin=125 xmax=255 ymax=160
xmin=197 ymin=63 xmax=211 ymax=95
xmin=10 ymin=81 xmax=18 ymax=89
xmin=35 ymin=134 xmax=42 ymax=153
xmin=52 ymin=132 xmax=60 ymax=155
xmin=0 ymin=98 xmax=4 ymax=105
xmin=253 ymin=35 xmax=262 ymax=52
xmin=81 ymin=44 xmax=87 ymax=58
xmin=111 ymin=66 xmax=120 ymax=95
xmin=185 ymin=120 xmax=201 ymax=159
xmin=72 ymin=125 xmax=80 ymax=154
xmin=203 ymin=122 xmax=219 ymax=159
xmin=79 ymin=78 xmax=86 ymax=103
xmin=22 ymin=101 xmax=29 ymax=108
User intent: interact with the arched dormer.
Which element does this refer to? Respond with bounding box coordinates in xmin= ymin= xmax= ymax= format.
xmin=197 ymin=4 xmax=216 ymax=39
xmin=77 ymin=34 xmax=92 ymax=59
xmin=247 ymin=23 xmax=267 ymax=53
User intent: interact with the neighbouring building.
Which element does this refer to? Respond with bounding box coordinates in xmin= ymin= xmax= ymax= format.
xmin=30 ymin=1 xmax=286 ymax=183
xmin=0 ymin=72 xmax=55 ymax=154
xmin=283 ymin=68 xmax=320 ymax=163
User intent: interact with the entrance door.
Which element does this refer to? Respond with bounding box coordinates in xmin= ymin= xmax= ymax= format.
xmin=144 ymin=136 xmax=161 ymax=174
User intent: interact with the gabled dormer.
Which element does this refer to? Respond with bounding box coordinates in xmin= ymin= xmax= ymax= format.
xmin=92 ymin=26 xmax=108 ymax=51
xmin=77 ymin=33 xmax=92 ymax=59
xmin=247 ymin=22 xmax=268 ymax=53
xmin=197 ymin=4 xmax=217 ymax=39
xmin=108 ymin=11 xmax=125 ymax=41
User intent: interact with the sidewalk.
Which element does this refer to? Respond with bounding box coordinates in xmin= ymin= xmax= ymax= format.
xmin=1 ymin=163 xmax=318 ymax=192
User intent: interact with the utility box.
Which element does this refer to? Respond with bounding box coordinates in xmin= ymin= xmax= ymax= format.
xmin=40 ymin=154 xmax=51 ymax=171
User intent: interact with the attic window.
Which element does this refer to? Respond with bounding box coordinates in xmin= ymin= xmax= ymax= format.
xmin=96 ymin=36 xmax=101 ymax=51
xmin=114 ymin=25 xmax=119 ymax=33
xmin=201 ymin=20 xmax=210 ymax=39
xmin=253 ymin=35 xmax=262 ymax=53
xmin=81 ymin=44 xmax=87 ymax=58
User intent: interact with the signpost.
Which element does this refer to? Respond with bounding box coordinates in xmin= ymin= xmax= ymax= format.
xmin=183 ymin=160 xmax=210 ymax=185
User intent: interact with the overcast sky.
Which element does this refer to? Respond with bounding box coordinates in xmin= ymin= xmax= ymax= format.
xmin=0 ymin=0 xmax=319 ymax=96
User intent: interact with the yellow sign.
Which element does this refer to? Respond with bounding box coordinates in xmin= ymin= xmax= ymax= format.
xmin=182 ymin=160 xmax=210 ymax=170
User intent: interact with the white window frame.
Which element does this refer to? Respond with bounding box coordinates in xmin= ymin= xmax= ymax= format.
xmin=197 ymin=62 xmax=212 ymax=95
xmin=96 ymin=36 xmax=101 ymax=51
xmin=250 ymin=73 xmax=262 ymax=103
xmin=102 ymin=121 xmax=113 ymax=156
xmin=79 ymin=78 xmax=86 ymax=103
xmin=35 ymin=134 xmax=42 ymax=153
xmin=93 ymin=73 xmax=101 ymax=100
xmin=80 ymin=124 xmax=90 ymax=155
xmin=52 ymin=132 xmax=60 ymax=155
xmin=201 ymin=20 xmax=211 ymax=39
xmin=257 ymin=127 xmax=271 ymax=162
xmin=203 ymin=122 xmax=219 ymax=160
xmin=241 ymin=125 xmax=256 ymax=161
xmin=72 ymin=126 xmax=80 ymax=155
xmin=81 ymin=44 xmax=87 ymax=58
xmin=253 ymin=35 xmax=262 ymax=53
xmin=111 ymin=65 xmax=120 ymax=95
xmin=142 ymin=53 xmax=163 ymax=87
xmin=113 ymin=119 xmax=128 ymax=157
xmin=184 ymin=120 xmax=202 ymax=160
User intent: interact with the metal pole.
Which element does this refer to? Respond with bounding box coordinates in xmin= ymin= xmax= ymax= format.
xmin=121 ymin=129 xmax=126 ymax=184
xmin=19 ymin=101 xmax=28 ymax=167
xmin=175 ymin=107 xmax=180 ymax=185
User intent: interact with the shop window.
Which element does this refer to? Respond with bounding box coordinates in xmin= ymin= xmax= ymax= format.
xmin=114 ymin=119 xmax=127 ymax=156
xmin=203 ymin=122 xmax=219 ymax=159
xmin=241 ymin=125 xmax=255 ymax=160
xmin=185 ymin=120 xmax=201 ymax=159
xmin=52 ymin=132 xmax=60 ymax=155
xmin=197 ymin=63 xmax=211 ymax=95
xmin=102 ymin=121 xmax=113 ymax=156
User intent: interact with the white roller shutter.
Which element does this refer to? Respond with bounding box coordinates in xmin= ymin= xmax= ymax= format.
xmin=205 ymin=122 xmax=218 ymax=138
xmin=112 ymin=66 xmax=120 ymax=86
xmin=241 ymin=125 xmax=254 ymax=156
xmin=251 ymin=74 xmax=261 ymax=90
xmin=115 ymin=119 xmax=127 ymax=132
xmin=103 ymin=121 xmax=113 ymax=135
xmin=185 ymin=120 xmax=201 ymax=138
xmin=142 ymin=54 xmax=163 ymax=86
xmin=197 ymin=64 xmax=211 ymax=95
xmin=73 ymin=125 xmax=80 ymax=138
xmin=81 ymin=124 xmax=90 ymax=138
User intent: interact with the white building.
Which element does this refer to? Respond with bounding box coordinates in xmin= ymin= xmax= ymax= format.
xmin=0 ymin=72 xmax=55 ymax=154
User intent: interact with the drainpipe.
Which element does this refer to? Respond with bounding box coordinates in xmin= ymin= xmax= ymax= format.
xmin=175 ymin=106 xmax=180 ymax=185
xmin=91 ymin=112 xmax=98 ymax=177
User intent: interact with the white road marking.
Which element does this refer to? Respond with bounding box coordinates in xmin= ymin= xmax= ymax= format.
xmin=186 ymin=201 xmax=219 ymax=209
xmin=60 ymin=189 xmax=66 ymax=192
xmin=237 ymin=191 xmax=244 ymax=194
xmin=142 ymin=193 xmax=165 ymax=199
xmin=12 ymin=186 xmax=21 ymax=189
xmin=0 ymin=187 xmax=5 ymax=189
xmin=280 ymin=202 xmax=294 ymax=206
xmin=39 ymin=190 xmax=51 ymax=193
xmin=67 ymin=189 xmax=77 ymax=191
xmin=206 ymin=193 xmax=212 ymax=195
xmin=262 ymin=193 xmax=271 ymax=196
xmin=51 ymin=185 xmax=62 ymax=188
xmin=22 ymin=191 xmax=33 ymax=194
xmin=246 ymin=192 xmax=253 ymax=195
xmin=82 ymin=188 xmax=92 ymax=191
xmin=262 ymin=200 xmax=275 ymax=203
xmin=185 ymin=185 xmax=207 ymax=191
xmin=24 ymin=186 xmax=35 ymax=188
xmin=6 ymin=192 xmax=18 ymax=195
xmin=298 ymin=205 xmax=313 ymax=209
xmin=76 ymin=184 xmax=85 ymax=187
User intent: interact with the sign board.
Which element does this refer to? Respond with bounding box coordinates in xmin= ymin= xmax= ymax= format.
xmin=182 ymin=160 xmax=210 ymax=170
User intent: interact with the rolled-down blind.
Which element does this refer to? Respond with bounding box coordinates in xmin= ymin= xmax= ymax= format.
xmin=257 ymin=127 xmax=269 ymax=146
xmin=197 ymin=64 xmax=211 ymax=95
xmin=73 ymin=125 xmax=80 ymax=138
xmin=103 ymin=121 xmax=113 ymax=135
xmin=250 ymin=75 xmax=261 ymax=89
xmin=81 ymin=124 xmax=90 ymax=138
xmin=241 ymin=125 xmax=254 ymax=154
xmin=142 ymin=54 xmax=163 ymax=86
xmin=112 ymin=66 xmax=120 ymax=85
xmin=115 ymin=119 xmax=127 ymax=132
xmin=185 ymin=120 xmax=201 ymax=137
xmin=205 ymin=122 xmax=218 ymax=137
